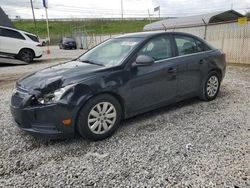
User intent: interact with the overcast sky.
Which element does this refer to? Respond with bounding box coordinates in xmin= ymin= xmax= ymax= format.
xmin=1 ymin=0 xmax=250 ymax=19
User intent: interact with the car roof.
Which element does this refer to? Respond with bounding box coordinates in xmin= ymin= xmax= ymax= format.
xmin=114 ymin=31 xmax=203 ymax=40
xmin=0 ymin=26 xmax=37 ymax=37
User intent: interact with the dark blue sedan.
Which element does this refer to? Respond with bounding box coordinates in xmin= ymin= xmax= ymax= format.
xmin=10 ymin=32 xmax=226 ymax=140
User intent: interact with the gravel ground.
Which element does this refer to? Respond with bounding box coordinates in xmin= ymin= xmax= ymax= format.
xmin=0 ymin=63 xmax=249 ymax=187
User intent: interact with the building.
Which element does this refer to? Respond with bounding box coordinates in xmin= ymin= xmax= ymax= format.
xmin=143 ymin=10 xmax=244 ymax=31
xmin=0 ymin=7 xmax=15 ymax=28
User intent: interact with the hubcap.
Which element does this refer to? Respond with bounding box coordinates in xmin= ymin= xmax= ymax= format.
xmin=88 ymin=102 xmax=117 ymax=134
xmin=206 ymin=75 xmax=219 ymax=97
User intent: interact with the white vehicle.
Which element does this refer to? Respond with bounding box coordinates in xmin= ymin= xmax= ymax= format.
xmin=39 ymin=38 xmax=49 ymax=46
xmin=0 ymin=26 xmax=43 ymax=63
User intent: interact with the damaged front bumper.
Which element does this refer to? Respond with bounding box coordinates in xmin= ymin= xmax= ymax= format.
xmin=10 ymin=87 xmax=76 ymax=139
xmin=10 ymin=104 xmax=75 ymax=139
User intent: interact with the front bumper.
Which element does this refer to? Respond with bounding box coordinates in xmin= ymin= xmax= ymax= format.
xmin=10 ymin=103 xmax=75 ymax=139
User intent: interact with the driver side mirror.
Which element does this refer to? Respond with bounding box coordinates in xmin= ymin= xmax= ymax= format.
xmin=135 ymin=55 xmax=154 ymax=66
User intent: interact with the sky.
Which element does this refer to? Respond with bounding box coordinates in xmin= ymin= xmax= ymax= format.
xmin=1 ymin=0 xmax=250 ymax=19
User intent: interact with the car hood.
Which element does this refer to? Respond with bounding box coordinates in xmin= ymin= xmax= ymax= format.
xmin=17 ymin=61 xmax=105 ymax=93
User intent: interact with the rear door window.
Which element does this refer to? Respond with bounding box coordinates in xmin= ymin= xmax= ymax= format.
xmin=174 ymin=35 xmax=211 ymax=56
xmin=174 ymin=35 xmax=197 ymax=56
xmin=196 ymin=39 xmax=211 ymax=52
xmin=0 ymin=28 xmax=25 ymax=40
xmin=138 ymin=35 xmax=173 ymax=61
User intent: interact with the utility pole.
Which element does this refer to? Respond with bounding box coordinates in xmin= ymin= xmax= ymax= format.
xmin=45 ymin=6 xmax=50 ymax=54
xmin=121 ymin=0 xmax=123 ymax=20
xmin=159 ymin=6 xmax=160 ymax=19
xmin=30 ymin=0 xmax=37 ymax=35
xmin=148 ymin=9 xmax=151 ymax=23
xmin=43 ymin=0 xmax=50 ymax=54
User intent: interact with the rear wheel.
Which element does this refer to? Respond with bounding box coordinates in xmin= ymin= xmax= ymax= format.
xmin=200 ymin=71 xmax=220 ymax=101
xmin=77 ymin=94 xmax=122 ymax=141
xmin=18 ymin=49 xmax=34 ymax=63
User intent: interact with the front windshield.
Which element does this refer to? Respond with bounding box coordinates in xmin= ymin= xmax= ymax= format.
xmin=78 ymin=37 xmax=142 ymax=67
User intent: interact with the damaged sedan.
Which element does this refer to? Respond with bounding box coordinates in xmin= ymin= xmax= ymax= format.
xmin=10 ymin=32 xmax=226 ymax=140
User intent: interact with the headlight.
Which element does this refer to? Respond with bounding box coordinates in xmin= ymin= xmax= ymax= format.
xmin=37 ymin=84 xmax=75 ymax=104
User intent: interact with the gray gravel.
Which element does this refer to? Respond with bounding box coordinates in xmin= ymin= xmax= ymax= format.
xmin=0 ymin=63 xmax=249 ymax=187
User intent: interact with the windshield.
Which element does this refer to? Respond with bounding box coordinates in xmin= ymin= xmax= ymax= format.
xmin=78 ymin=37 xmax=142 ymax=67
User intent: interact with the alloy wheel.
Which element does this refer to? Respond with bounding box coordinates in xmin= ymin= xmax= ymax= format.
xmin=87 ymin=102 xmax=117 ymax=134
xmin=21 ymin=50 xmax=33 ymax=62
xmin=206 ymin=75 xmax=219 ymax=97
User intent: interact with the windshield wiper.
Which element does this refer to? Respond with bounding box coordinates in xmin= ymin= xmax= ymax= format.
xmin=79 ymin=59 xmax=105 ymax=66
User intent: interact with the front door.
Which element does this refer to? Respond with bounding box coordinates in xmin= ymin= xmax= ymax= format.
xmin=126 ymin=35 xmax=178 ymax=113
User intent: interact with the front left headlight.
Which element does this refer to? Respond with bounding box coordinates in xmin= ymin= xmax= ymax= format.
xmin=37 ymin=84 xmax=75 ymax=104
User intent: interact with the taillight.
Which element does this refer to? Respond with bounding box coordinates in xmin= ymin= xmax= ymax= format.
xmin=37 ymin=44 xmax=42 ymax=47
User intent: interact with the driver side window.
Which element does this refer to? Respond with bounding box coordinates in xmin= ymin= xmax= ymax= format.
xmin=138 ymin=36 xmax=173 ymax=61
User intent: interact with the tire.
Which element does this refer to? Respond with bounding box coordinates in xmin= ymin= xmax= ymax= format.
xmin=200 ymin=71 xmax=221 ymax=101
xmin=77 ymin=94 xmax=122 ymax=141
xmin=42 ymin=41 xmax=46 ymax=46
xmin=18 ymin=49 xmax=34 ymax=63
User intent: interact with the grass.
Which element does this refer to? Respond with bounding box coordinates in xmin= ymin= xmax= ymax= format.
xmin=14 ymin=19 xmax=152 ymax=38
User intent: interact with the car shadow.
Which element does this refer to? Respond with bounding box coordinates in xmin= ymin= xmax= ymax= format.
xmin=122 ymin=97 xmax=201 ymax=126
xmin=29 ymin=90 xmax=229 ymax=147
xmin=35 ymin=97 xmax=202 ymax=146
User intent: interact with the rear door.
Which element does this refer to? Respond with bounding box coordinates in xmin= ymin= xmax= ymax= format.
xmin=173 ymin=34 xmax=209 ymax=96
xmin=0 ymin=28 xmax=26 ymax=54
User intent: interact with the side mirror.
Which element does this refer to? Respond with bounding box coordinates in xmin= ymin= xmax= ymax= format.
xmin=135 ymin=55 xmax=154 ymax=66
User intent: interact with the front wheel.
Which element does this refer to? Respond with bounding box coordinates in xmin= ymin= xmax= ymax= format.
xmin=77 ymin=94 xmax=122 ymax=141
xmin=200 ymin=71 xmax=221 ymax=101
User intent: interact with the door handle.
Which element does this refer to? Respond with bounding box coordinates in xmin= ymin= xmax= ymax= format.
xmin=168 ymin=67 xmax=177 ymax=73
xmin=199 ymin=59 xmax=205 ymax=64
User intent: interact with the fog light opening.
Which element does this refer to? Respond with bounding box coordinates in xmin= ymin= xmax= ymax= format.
xmin=62 ymin=118 xmax=72 ymax=126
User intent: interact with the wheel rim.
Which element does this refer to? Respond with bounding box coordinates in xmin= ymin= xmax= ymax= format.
xmin=87 ymin=102 xmax=117 ymax=134
xmin=206 ymin=75 xmax=219 ymax=97
xmin=21 ymin=51 xmax=32 ymax=62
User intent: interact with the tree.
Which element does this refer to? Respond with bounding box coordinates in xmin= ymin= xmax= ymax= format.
xmin=246 ymin=12 xmax=250 ymax=18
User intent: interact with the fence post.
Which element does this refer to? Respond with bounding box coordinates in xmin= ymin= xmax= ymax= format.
xmin=202 ymin=19 xmax=207 ymax=40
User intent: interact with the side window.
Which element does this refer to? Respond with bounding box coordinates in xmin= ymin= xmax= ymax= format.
xmin=174 ymin=35 xmax=197 ymax=56
xmin=25 ymin=34 xmax=39 ymax=42
xmin=197 ymin=39 xmax=211 ymax=52
xmin=196 ymin=40 xmax=204 ymax=52
xmin=138 ymin=36 xmax=173 ymax=61
xmin=0 ymin=28 xmax=25 ymax=40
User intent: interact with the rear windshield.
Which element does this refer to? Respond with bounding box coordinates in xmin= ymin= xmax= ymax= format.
xmin=63 ymin=38 xmax=75 ymax=42
xmin=25 ymin=33 xmax=39 ymax=42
